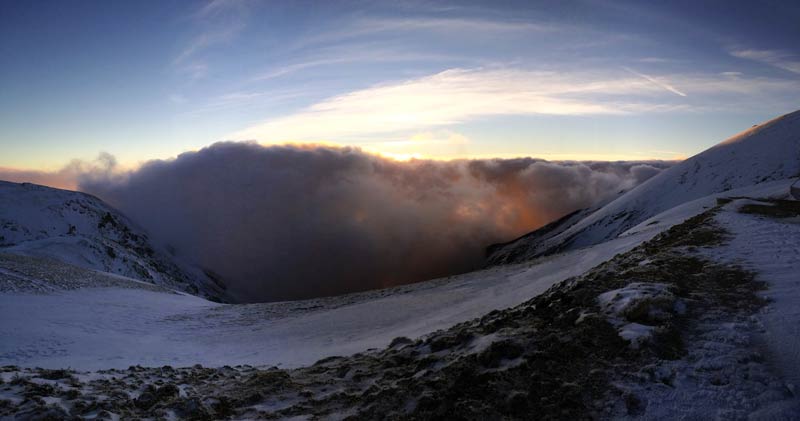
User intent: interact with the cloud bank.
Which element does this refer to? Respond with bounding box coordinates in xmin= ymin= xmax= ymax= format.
xmin=0 ymin=153 xmax=118 ymax=191
xmin=76 ymin=142 xmax=669 ymax=302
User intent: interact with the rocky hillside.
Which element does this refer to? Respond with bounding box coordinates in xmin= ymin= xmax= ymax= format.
xmin=0 ymin=181 xmax=229 ymax=302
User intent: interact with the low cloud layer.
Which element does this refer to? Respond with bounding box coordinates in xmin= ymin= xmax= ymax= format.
xmin=71 ymin=142 xmax=670 ymax=302
xmin=0 ymin=153 xmax=118 ymax=191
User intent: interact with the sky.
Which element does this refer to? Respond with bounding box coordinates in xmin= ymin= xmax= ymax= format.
xmin=1 ymin=0 xmax=800 ymax=170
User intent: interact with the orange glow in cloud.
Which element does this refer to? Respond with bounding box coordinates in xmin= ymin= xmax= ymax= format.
xmin=74 ymin=142 xmax=671 ymax=301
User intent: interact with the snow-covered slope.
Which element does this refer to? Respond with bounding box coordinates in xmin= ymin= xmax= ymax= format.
xmin=0 ymin=181 xmax=229 ymax=301
xmin=489 ymin=110 xmax=800 ymax=263
xmin=0 ymin=222 xmax=664 ymax=370
xmin=7 ymin=181 xmax=788 ymax=371
xmin=486 ymin=196 xmax=612 ymax=266
xmin=709 ymin=200 xmax=800 ymax=392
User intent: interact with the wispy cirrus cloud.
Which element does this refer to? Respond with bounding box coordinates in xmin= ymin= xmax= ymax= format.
xmin=177 ymin=89 xmax=308 ymax=117
xmin=286 ymin=16 xmax=560 ymax=52
xmin=228 ymin=66 xmax=800 ymax=146
xmin=253 ymin=49 xmax=465 ymax=81
xmin=354 ymin=16 xmax=556 ymax=34
xmin=174 ymin=25 xmax=245 ymax=65
xmin=637 ymin=57 xmax=673 ymax=64
xmin=623 ymin=67 xmax=687 ymax=97
xmin=173 ymin=0 xmax=250 ymax=76
xmin=730 ymin=48 xmax=800 ymax=74
xmin=231 ymin=68 xmax=663 ymax=142
xmin=192 ymin=0 xmax=245 ymax=19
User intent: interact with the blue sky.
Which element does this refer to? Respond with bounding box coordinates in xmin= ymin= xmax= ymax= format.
xmin=1 ymin=0 xmax=799 ymax=169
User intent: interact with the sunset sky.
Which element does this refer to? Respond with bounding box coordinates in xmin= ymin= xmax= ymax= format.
xmin=2 ymin=0 xmax=799 ymax=170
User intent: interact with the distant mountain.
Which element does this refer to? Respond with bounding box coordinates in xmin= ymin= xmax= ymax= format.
xmin=0 ymin=181 xmax=229 ymax=302
xmin=489 ymin=110 xmax=800 ymax=264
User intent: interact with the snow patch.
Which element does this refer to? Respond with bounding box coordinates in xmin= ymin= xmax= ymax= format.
xmin=597 ymin=282 xmax=678 ymax=348
xmin=617 ymin=323 xmax=656 ymax=348
xmin=705 ymin=202 xmax=800 ymax=393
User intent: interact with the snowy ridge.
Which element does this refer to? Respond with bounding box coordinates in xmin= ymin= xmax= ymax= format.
xmin=489 ymin=110 xmax=800 ymax=263
xmin=486 ymin=190 xmax=623 ymax=265
xmin=0 ymin=181 xmax=229 ymax=301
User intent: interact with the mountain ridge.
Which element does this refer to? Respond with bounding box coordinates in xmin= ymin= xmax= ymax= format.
xmin=488 ymin=109 xmax=800 ymax=264
xmin=0 ymin=180 xmax=230 ymax=302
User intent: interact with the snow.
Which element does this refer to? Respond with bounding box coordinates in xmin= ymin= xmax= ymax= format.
xmin=616 ymin=323 xmax=656 ymax=348
xmin=621 ymin=178 xmax=795 ymax=238
xmin=486 ymin=192 xmax=622 ymax=265
xmin=603 ymin=199 xmax=800 ymax=419
xmin=707 ymin=200 xmax=800 ymax=392
xmin=597 ymin=282 xmax=676 ymax=319
xmin=0 ymin=180 xmax=227 ymax=300
xmin=597 ymin=282 xmax=677 ymax=349
xmin=0 ymin=225 xmax=662 ymax=370
xmin=618 ymin=312 xmax=800 ymax=419
xmin=0 ymin=288 xmax=217 ymax=368
xmin=493 ymin=110 xmax=800 ymax=260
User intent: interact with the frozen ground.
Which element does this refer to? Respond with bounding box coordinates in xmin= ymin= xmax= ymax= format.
xmin=709 ymin=199 xmax=800 ymax=392
xmin=604 ymin=200 xmax=800 ymax=420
